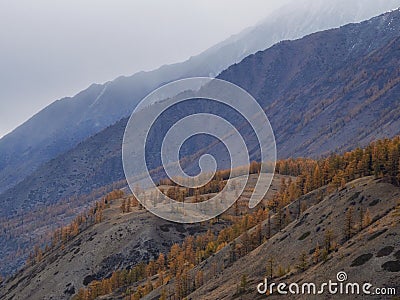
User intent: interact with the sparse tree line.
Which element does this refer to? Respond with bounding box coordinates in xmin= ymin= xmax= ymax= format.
xmin=74 ymin=173 xmax=321 ymax=300
xmin=158 ymin=161 xmax=261 ymax=202
xmin=120 ymin=194 xmax=140 ymax=213
xmin=74 ymin=208 xmax=271 ymax=300
xmin=52 ymin=136 xmax=400 ymax=299
xmin=277 ymin=137 xmax=400 ymax=191
xmin=26 ymin=190 xmax=125 ymax=266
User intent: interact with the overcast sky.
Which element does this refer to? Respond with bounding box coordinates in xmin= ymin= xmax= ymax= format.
xmin=0 ymin=0 xmax=291 ymax=138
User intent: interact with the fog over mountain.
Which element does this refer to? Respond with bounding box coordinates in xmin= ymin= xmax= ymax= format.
xmin=2 ymin=7 xmax=400 ymax=222
xmin=1 ymin=0 xmax=400 ymax=281
xmin=0 ymin=0 xmax=399 ymax=196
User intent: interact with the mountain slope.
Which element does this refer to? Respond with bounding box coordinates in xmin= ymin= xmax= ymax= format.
xmin=217 ymin=10 xmax=400 ymax=158
xmin=5 ymin=175 xmax=399 ymax=300
xmin=0 ymin=175 xmax=288 ymax=300
xmin=1 ymin=0 xmax=399 ymax=194
xmin=1 ymin=7 xmax=400 ymax=280
xmin=0 ymin=119 xmax=128 ymax=217
xmin=185 ymin=177 xmax=400 ymax=300
xmin=2 ymin=8 xmax=400 ymax=217
xmin=3 ymin=136 xmax=400 ymax=299
xmin=1 ymin=204 xmax=211 ymax=300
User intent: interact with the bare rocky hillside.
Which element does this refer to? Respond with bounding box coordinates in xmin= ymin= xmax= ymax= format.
xmin=1 ymin=175 xmax=286 ymax=300
xmin=185 ymin=177 xmax=400 ymax=300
